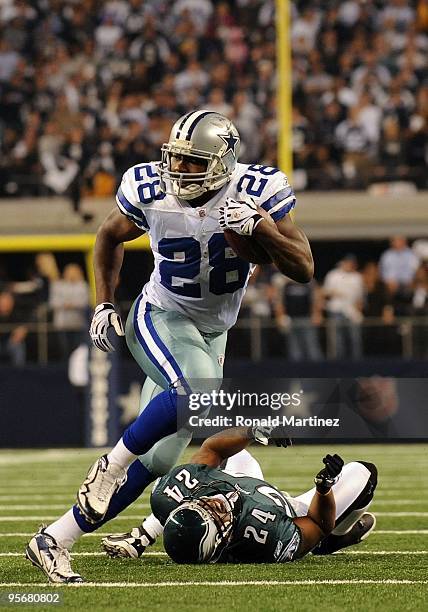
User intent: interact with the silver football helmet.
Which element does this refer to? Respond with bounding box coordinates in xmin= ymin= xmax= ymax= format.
xmin=159 ymin=110 xmax=240 ymax=200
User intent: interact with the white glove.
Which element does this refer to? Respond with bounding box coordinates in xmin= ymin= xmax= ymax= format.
xmin=90 ymin=302 xmax=125 ymax=352
xmin=219 ymin=197 xmax=264 ymax=236
xmin=250 ymin=425 xmax=292 ymax=448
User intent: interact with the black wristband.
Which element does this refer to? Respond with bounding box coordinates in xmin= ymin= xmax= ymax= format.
xmin=315 ymin=481 xmax=332 ymax=495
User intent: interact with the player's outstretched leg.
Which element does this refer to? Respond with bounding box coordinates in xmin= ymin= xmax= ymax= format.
xmin=26 ymin=458 xmax=154 ymax=581
xmin=76 ymin=383 xmax=184 ymax=523
xmin=312 ymin=460 xmax=378 ymax=555
xmin=25 ymin=526 xmax=84 ymax=584
xmin=311 ymin=512 xmax=376 ymax=555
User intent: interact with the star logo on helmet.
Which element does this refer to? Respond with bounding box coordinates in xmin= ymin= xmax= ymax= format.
xmin=218 ymin=131 xmax=239 ymax=157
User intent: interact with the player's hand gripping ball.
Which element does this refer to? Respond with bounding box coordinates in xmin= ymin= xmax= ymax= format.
xmin=219 ymin=197 xmax=273 ymax=264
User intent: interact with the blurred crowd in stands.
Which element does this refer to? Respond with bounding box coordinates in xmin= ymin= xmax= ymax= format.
xmin=0 ymin=254 xmax=90 ymax=364
xmin=240 ymin=235 xmax=428 ymax=361
xmin=1 ymin=236 xmax=428 ymax=365
xmin=0 ymin=0 xmax=427 ymax=213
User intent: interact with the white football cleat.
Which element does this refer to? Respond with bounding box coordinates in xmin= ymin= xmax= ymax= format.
xmin=102 ymin=525 xmax=155 ymax=558
xmin=25 ymin=526 xmax=84 ymax=583
xmin=76 ymin=454 xmax=127 ymax=524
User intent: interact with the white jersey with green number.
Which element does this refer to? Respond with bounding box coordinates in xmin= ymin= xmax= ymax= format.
xmin=116 ymin=162 xmax=295 ymax=333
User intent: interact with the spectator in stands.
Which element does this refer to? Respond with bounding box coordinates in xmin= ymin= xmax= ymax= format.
xmin=291 ymin=6 xmax=320 ymax=55
xmin=363 ymin=262 xmax=394 ymax=322
xmin=373 ymin=116 xmax=409 ymax=182
xmin=12 ymin=252 xmax=60 ymax=316
xmin=356 ymin=91 xmax=382 ymax=147
xmin=379 ymin=236 xmax=420 ymax=317
xmin=307 ymin=145 xmax=342 ymax=191
xmin=239 ymin=265 xmax=276 ymax=358
xmin=409 ymin=263 xmax=428 ymax=358
xmin=0 ymin=38 xmax=20 ymax=82
xmin=406 ymin=86 xmax=428 ymax=188
xmin=49 ymin=263 xmax=90 ymax=360
xmin=204 ymin=87 xmax=232 ymax=117
xmin=362 ymin=261 xmax=399 ymax=356
xmin=379 ymin=236 xmax=419 ymax=295
xmin=273 ymin=275 xmax=324 ymax=362
xmin=230 ymin=91 xmax=263 ymax=162
xmin=335 ymin=106 xmax=372 ymax=188
xmin=0 ymin=290 xmax=28 ymax=366
xmin=323 ymin=254 xmax=364 ymax=360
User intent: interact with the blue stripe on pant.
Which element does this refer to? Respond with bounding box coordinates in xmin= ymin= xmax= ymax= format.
xmin=133 ymin=296 xmax=190 ymax=393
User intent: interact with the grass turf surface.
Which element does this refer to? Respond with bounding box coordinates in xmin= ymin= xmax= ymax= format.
xmin=0 ymin=445 xmax=427 ymax=611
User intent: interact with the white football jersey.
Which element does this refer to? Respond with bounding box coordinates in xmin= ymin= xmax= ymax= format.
xmin=116 ymin=162 xmax=296 ymax=333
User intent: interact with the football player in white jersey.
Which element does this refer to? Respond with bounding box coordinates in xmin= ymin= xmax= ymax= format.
xmin=26 ymin=110 xmax=313 ymax=582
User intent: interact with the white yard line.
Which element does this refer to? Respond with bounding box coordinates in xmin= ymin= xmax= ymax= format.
xmin=0 ymin=580 xmax=427 ymax=588
xmin=1 ymin=529 xmax=428 ymax=537
xmin=2 ymin=512 xmax=427 ymax=522
xmin=371 ymin=500 xmax=426 ymax=505
xmin=0 ymin=496 xmax=425 ymax=508
xmin=2 ymin=550 xmax=427 ymax=558
xmin=1 ymin=552 xmax=166 ymax=557
xmin=0 ymin=505 xmax=74 ymax=511
xmin=0 ymin=505 xmax=150 ymax=511
xmin=373 ymin=530 xmax=428 ymax=534
xmin=0 ymin=496 xmax=76 ymax=501
xmin=372 ymin=512 xmax=428 ymax=517
xmin=0 ymin=515 xmax=149 ymax=522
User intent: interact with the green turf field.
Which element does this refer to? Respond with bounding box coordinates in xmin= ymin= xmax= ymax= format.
xmin=0 ymin=445 xmax=427 ymax=611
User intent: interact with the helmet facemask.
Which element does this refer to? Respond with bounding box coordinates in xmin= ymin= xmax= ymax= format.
xmin=159 ymin=142 xmax=231 ymax=200
xmin=197 ymin=494 xmax=235 ymax=556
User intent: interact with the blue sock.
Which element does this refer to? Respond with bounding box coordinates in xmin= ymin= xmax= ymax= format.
xmin=73 ymin=459 xmax=154 ymax=532
xmin=122 ymin=386 xmax=179 ymax=456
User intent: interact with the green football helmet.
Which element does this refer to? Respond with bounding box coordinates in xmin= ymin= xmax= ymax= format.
xmin=163 ymin=495 xmax=235 ymax=564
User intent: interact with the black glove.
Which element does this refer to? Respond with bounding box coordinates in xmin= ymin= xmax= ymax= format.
xmin=314 ymin=454 xmax=344 ymax=494
xmin=250 ymin=425 xmax=292 ymax=448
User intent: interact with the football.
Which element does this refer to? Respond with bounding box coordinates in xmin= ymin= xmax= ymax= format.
xmin=223 ymin=206 xmax=274 ymax=264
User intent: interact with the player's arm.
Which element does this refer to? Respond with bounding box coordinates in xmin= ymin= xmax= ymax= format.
xmin=292 ymin=454 xmax=344 ymax=558
xmin=90 ymin=209 xmax=145 ymax=352
xmin=254 ymin=215 xmax=314 ymax=283
xmin=189 ymin=426 xmax=291 ymax=468
xmin=94 ymin=208 xmax=145 ymax=304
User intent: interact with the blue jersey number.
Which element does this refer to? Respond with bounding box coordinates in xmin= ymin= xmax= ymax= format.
xmin=158 ymin=237 xmax=201 ymax=298
xmin=237 ymin=164 xmax=279 ymax=198
xmin=159 ymin=235 xmax=250 ymax=298
xmin=208 ymin=234 xmax=250 ymax=295
xmin=134 ymin=165 xmax=166 ymax=205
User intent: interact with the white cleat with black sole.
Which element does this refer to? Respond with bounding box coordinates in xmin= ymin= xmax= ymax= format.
xmin=102 ymin=525 xmax=155 ymax=558
xmin=25 ymin=526 xmax=84 ymax=584
xmin=76 ymin=454 xmax=127 ymax=524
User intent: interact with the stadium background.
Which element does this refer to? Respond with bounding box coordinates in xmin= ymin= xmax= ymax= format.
xmin=0 ymin=1 xmax=427 ymax=608
xmin=0 ymin=0 xmax=427 ymax=447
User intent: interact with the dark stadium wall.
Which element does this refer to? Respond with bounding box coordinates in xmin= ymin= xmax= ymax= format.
xmin=0 ymin=365 xmax=85 ymax=447
xmin=1 ymin=360 xmax=427 ymax=447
